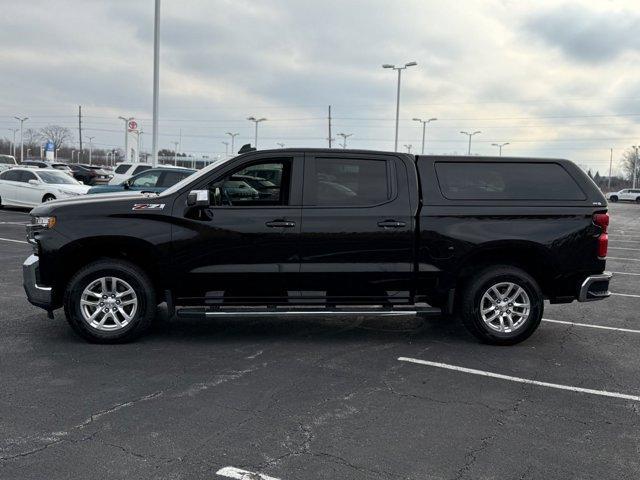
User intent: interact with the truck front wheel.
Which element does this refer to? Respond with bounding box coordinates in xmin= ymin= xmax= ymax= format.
xmin=459 ymin=265 xmax=543 ymax=345
xmin=63 ymin=259 xmax=156 ymax=343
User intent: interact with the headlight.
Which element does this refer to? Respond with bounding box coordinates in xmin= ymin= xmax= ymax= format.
xmin=32 ymin=216 xmax=56 ymax=229
xmin=59 ymin=190 xmax=81 ymax=196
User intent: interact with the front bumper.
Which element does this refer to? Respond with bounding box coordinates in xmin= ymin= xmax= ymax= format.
xmin=578 ymin=272 xmax=612 ymax=302
xmin=23 ymin=254 xmax=53 ymax=310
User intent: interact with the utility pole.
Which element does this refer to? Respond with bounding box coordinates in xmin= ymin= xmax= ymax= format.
xmin=151 ymin=0 xmax=161 ymax=167
xmin=222 ymin=141 xmax=229 ymax=158
xmin=88 ymin=136 xmax=94 ymax=165
xmin=337 ymin=132 xmax=353 ymax=149
xmin=491 ymin=142 xmax=510 ymax=156
xmin=328 ymin=105 xmax=332 ymax=148
xmin=412 ymin=117 xmax=437 ymax=154
xmin=78 ymin=105 xmax=83 ymax=154
xmin=14 ymin=116 xmax=28 ymax=162
xmin=247 ymin=117 xmax=267 ymax=148
xmin=382 ymin=62 xmax=418 ymax=151
xmin=226 ymin=132 xmax=239 ymax=155
xmin=608 ymin=148 xmax=613 ymax=190
xmin=460 ymin=131 xmax=481 ymax=155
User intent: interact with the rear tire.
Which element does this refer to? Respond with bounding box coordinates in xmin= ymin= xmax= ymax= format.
xmin=0 ymin=195 xmax=3 ymax=208
xmin=610 ymin=196 xmax=618 ymax=203
xmin=635 ymin=197 xmax=640 ymax=204
xmin=63 ymin=259 xmax=156 ymax=343
xmin=459 ymin=265 xmax=543 ymax=345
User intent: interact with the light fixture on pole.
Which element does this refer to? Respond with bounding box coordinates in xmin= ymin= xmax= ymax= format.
xmin=222 ymin=141 xmax=229 ymax=158
xmin=337 ymin=132 xmax=353 ymax=149
xmin=491 ymin=142 xmax=509 ymax=157
xmin=412 ymin=117 xmax=437 ymax=154
xmin=118 ymin=116 xmax=134 ymax=161
xmin=460 ymin=130 xmax=481 ymax=155
xmin=87 ymin=136 xmax=95 ymax=165
xmin=247 ymin=117 xmax=267 ymax=148
xmin=14 ymin=116 xmax=28 ymax=162
xmin=404 ymin=144 xmax=413 ymax=154
xmin=382 ymin=61 xmax=417 ymax=152
xmin=277 ymin=142 xmax=285 ymax=148
xmin=226 ymin=132 xmax=239 ymax=155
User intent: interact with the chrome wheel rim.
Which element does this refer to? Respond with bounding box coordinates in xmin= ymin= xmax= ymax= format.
xmin=80 ymin=276 xmax=138 ymax=331
xmin=480 ymin=282 xmax=530 ymax=333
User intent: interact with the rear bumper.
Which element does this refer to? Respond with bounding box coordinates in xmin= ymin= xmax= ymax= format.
xmin=578 ymin=272 xmax=612 ymax=302
xmin=23 ymin=254 xmax=53 ymax=310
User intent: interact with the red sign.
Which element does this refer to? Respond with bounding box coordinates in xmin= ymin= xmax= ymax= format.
xmin=128 ymin=120 xmax=138 ymax=131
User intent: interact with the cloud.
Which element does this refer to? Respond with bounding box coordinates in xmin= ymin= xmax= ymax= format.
xmin=524 ymin=4 xmax=640 ymax=63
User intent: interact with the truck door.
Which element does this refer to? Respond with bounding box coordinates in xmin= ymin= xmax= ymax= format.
xmin=298 ymin=153 xmax=414 ymax=304
xmin=170 ymin=153 xmax=303 ymax=305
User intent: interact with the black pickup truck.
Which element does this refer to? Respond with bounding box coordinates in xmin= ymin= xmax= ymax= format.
xmin=23 ymin=148 xmax=611 ymax=345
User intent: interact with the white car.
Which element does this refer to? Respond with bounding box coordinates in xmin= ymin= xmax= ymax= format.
xmin=0 ymin=168 xmax=90 ymax=208
xmin=108 ymin=162 xmax=154 ymax=185
xmin=0 ymin=154 xmax=17 ymax=172
xmin=605 ymin=189 xmax=640 ymax=203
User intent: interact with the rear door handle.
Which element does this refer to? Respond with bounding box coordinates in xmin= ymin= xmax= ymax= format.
xmin=266 ymin=220 xmax=296 ymax=228
xmin=377 ymin=219 xmax=406 ymax=229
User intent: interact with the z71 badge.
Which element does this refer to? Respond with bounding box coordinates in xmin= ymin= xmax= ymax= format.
xmin=132 ymin=203 xmax=165 ymax=211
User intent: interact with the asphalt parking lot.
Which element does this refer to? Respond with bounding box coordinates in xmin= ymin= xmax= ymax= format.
xmin=1 ymin=204 xmax=639 ymax=480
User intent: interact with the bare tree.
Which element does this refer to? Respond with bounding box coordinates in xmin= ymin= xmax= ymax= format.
xmin=39 ymin=125 xmax=73 ymax=150
xmin=620 ymin=147 xmax=640 ymax=182
xmin=23 ymin=128 xmax=42 ymax=149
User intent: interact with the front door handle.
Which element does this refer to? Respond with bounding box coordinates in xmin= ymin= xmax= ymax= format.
xmin=266 ymin=220 xmax=296 ymax=228
xmin=377 ymin=219 xmax=406 ymax=229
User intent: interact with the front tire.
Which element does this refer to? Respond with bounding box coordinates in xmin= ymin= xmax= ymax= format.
xmin=63 ymin=259 xmax=156 ymax=343
xmin=459 ymin=266 xmax=543 ymax=345
xmin=42 ymin=194 xmax=56 ymax=203
xmin=609 ymin=196 xmax=618 ymax=203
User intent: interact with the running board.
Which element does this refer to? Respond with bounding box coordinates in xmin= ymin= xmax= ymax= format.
xmin=176 ymin=306 xmax=440 ymax=320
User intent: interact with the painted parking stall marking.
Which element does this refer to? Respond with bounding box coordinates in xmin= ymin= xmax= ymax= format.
xmin=0 ymin=237 xmax=28 ymax=244
xmin=398 ymin=357 xmax=640 ymax=402
xmin=217 ymin=466 xmax=282 ymax=480
xmin=543 ymin=318 xmax=640 ymax=334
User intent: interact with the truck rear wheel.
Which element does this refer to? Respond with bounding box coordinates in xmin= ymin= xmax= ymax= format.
xmin=63 ymin=259 xmax=156 ymax=343
xmin=459 ymin=265 xmax=543 ymax=345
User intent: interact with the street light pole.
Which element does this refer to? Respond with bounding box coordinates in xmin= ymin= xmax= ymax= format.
xmin=151 ymin=0 xmax=161 ymax=167
xmin=8 ymin=128 xmax=17 ymax=157
xmin=382 ymin=62 xmax=417 ymax=152
xmin=173 ymin=141 xmax=179 ymax=166
xmin=491 ymin=142 xmax=510 ymax=156
xmin=88 ymin=136 xmax=94 ymax=165
xmin=404 ymin=144 xmax=413 ymax=154
xmin=337 ymin=132 xmax=353 ymax=149
xmin=460 ymin=131 xmax=481 ymax=155
xmin=412 ymin=117 xmax=437 ymax=154
xmin=226 ymin=132 xmax=239 ymax=156
xmin=247 ymin=117 xmax=267 ymax=148
xmin=222 ymin=141 xmax=229 ymax=158
xmin=14 ymin=116 xmax=28 ymax=162
xmin=634 ymin=146 xmax=639 ymax=189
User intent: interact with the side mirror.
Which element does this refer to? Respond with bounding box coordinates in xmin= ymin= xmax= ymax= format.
xmin=28 ymin=179 xmax=39 ymax=185
xmin=187 ymin=189 xmax=210 ymax=207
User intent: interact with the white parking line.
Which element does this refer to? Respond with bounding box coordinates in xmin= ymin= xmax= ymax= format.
xmin=543 ymin=318 xmax=640 ymax=334
xmin=0 ymin=222 xmax=29 ymax=226
xmin=0 ymin=237 xmax=28 ymax=244
xmin=607 ymin=257 xmax=640 ymax=262
xmin=609 ymin=247 xmax=640 ymax=251
xmin=611 ymin=292 xmax=640 ymax=298
xmin=609 ymin=239 xmax=640 ymax=244
xmin=217 ymin=467 xmax=281 ymax=480
xmin=398 ymin=357 xmax=640 ymax=402
xmin=610 ymin=271 xmax=640 ymax=276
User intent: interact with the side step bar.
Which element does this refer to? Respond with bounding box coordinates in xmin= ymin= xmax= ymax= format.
xmin=176 ymin=306 xmax=441 ymax=320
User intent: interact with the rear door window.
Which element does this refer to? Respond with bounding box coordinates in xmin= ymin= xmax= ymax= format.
xmin=132 ymin=165 xmax=152 ymax=175
xmin=307 ymin=157 xmax=391 ymax=206
xmin=0 ymin=170 xmax=21 ymax=181
xmin=114 ymin=164 xmax=130 ymax=174
xmin=435 ymin=162 xmax=586 ymax=201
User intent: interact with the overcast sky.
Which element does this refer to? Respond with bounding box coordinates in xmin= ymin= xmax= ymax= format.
xmin=1 ymin=0 xmax=639 ymax=173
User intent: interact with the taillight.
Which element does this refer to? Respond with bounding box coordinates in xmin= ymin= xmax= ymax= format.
xmin=593 ymin=212 xmax=609 ymax=259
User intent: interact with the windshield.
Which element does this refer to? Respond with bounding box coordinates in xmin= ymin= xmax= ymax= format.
xmin=38 ymin=171 xmax=81 ymax=185
xmin=160 ymin=157 xmax=233 ymax=196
